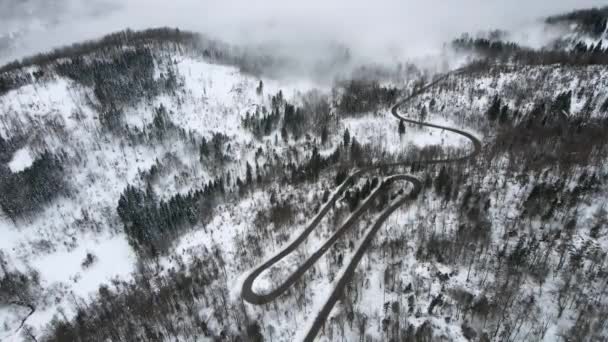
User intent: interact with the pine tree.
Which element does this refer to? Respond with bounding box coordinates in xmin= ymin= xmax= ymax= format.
xmin=419 ymin=106 xmax=428 ymax=123
xmin=350 ymin=137 xmax=363 ymax=163
xmin=199 ymin=138 xmax=209 ymax=161
xmin=246 ymin=162 xmax=253 ymax=185
xmin=335 ymin=169 xmax=348 ymax=185
xmin=552 ymin=91 xmax=572 ymax=113
xmin=398 ymin=119 xmax=406 ymax=136
xmin=308 ymin=146 xmax=323 ymax=180
xmin=322 ymin=189 xmax=330 ymax=203
xmin=499 ymin=104 xmax=510 ymax=125
xmin=321 ymin=126 xmax=329 ymax=145
xmin=593 ymin=17 xmax=608 ymax=36
xmin=343 ymin=128 xmax=351 ymax=147
xmin=281 ymin=126 xmax=288 ymax=143
xmin=434 ymin=166 xmax=451 ymax=195
xmin=594 ymin=40 xmax=604 ymax=53
xmin=487 ymin=95 xmax=501 ymax=122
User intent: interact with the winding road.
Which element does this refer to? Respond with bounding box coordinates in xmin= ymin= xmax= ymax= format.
xmin=241 ymin=67 xmax=482 ymax=341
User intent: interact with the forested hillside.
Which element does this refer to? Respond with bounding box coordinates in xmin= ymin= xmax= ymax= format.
xmin=0 ymin=7 xmax=608 ymax=342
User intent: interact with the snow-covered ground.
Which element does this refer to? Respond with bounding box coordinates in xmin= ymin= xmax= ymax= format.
xmin=343 ymin=112 xmax=480 ymax=155
xmin=0 ymin=52 xmax=320 ymax=339
xmin=8 ymin=147 xmax=34 ymax=172
xmin=1 ymin=41 xmax=607 ymax=341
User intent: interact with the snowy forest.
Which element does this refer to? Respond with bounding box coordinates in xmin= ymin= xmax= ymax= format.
xmin=1 ymin=5 xmax=608 ymax=342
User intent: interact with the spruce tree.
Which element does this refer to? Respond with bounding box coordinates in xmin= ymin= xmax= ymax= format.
xmin=398 ymin=119 xmax=406 ymax=136
xmin=321 ymin=126 xmax=329 ymax=145
xmin=499 ymin=104 xmax=510 ymax=125
xmin=487 ymin=95 xmax=501 ymax=122
xmin=199 ymin=138 xmax=209 ymax=161
xmin=246 ymin=162 xmax=253 ymax=185
xmin=419 ymin=106 xmax=428 ymax=123
xmin=343 ymin=128 xmax=351 ymax=147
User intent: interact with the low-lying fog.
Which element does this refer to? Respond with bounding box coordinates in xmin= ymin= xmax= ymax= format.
xmin=0 ymin=0 xmax=605 ymax=73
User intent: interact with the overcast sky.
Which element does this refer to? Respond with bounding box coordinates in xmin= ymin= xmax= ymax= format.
xmin=1 ymin=0 xmax=606 ymax=65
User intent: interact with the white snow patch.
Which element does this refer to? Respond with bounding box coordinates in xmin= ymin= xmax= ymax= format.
xmin=8 ymin=147 xmax=34 ymax=172
xmin=30 ymin=232 xmax=135 ymax=298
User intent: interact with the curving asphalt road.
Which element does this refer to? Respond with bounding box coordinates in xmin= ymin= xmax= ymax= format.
xmin=241 ymin=67 xmax=482 ymax=341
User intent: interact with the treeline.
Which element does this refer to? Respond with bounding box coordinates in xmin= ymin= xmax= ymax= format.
xmin=572 ymin=40 xmax=608 ymax=54
xmin=0 ymin=71 xmax=33 ymax=96
xmin=546 ymin=6 xmax=608 ymax=36
xmin=514 ymin=47 xmax=608 ymax=66
xmin=0 ymin=28 xmax=198 ymax=75
xmin=337 ymin=80 xmax=399 ymax=115
xmin=452 ymin=36 xmax=608 ymax=66
xmin=117 ymin=177 xmax=225 ymax=257
xmin=0 ymin=27 xmax=284 ymax=93
xmin=0 ymin=152 xmax=66 ymax=220
xmin=452 ymin=36 xmax=522 ymax=58
xmin=0 ymin=28 xmax=182 ymax=98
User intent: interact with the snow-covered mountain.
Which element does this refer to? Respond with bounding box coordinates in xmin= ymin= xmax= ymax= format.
xmin=1 ymin=7 xmax=608 ymax=342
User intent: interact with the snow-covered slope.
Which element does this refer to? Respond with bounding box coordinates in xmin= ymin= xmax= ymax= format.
xmin=0 ymin=50 xmax=317 ymax=340
xmin=0 ymin=42 xmax=479 ymax=340
xmin=1 ymin=26 xmax=608 ymax=342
